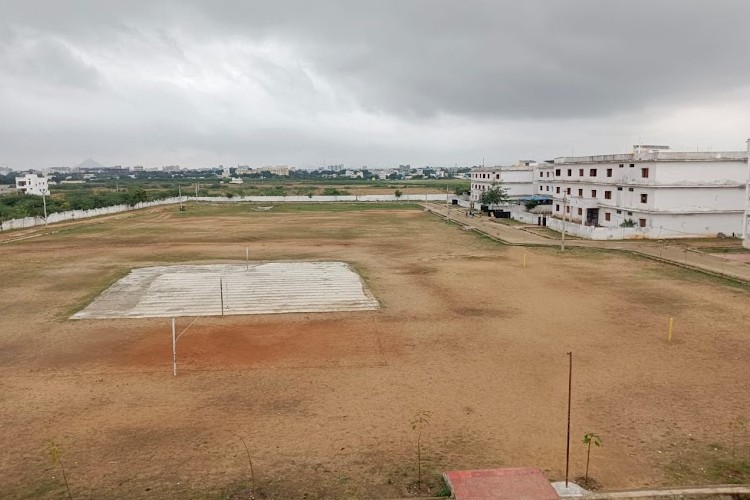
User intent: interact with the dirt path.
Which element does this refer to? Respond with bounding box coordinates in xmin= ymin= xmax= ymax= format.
xmin=424 ymin=203 xmax=750 ymax=285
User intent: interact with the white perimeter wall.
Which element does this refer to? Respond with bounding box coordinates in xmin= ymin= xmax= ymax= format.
xmin=0 ymin=194 xmax=452 ymax=232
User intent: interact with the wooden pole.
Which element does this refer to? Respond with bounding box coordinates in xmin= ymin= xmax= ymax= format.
xmin=565 ymin=351 xmax=573 ymax=487
xmin=668 ymin=317 xmax=674 ymax=342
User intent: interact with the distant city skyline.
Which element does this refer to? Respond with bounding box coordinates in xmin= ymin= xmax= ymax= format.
xmin=2 ymin=1 xmax=750 ymax=170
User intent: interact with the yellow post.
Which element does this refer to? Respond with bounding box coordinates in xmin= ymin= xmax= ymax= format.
xmin=523 ymin=253 xmax=527 ymax=268
xmin=668 ymin=317 xmax=674 ymax=342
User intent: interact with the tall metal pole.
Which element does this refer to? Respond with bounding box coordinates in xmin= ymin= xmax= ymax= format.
xmin=172 ymin=317 xmax=177 ymax=376
xmin=220 ymin=277 xmax=224 ymax=316
xmin=565 ymin=351 xmax=573 ymax=487
xmin=246 ymin=247 xmax=249 ymax=272
xmin=178 ymin=186 xmax=183 ymax=211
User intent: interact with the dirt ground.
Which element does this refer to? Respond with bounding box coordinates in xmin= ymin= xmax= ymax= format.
xmin=1 ymin=203 xmax=749 ymax=499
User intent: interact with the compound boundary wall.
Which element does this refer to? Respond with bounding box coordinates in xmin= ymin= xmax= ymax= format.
xmin=0 ymin=194 xmax=452 ymax=232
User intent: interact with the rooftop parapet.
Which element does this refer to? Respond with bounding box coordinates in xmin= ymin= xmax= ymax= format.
xmin=554 ymin=150 xmax=748 ymax=165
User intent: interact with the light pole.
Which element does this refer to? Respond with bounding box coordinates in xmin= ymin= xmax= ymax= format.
xmin=41 ymin=188 xmax=49 ymax=226
xmin=561 ymin=195 xmax=568 ymax=251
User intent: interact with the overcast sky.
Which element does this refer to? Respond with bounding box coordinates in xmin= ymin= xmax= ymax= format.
xmin=2 ymin=0 xmax=749 ymax=169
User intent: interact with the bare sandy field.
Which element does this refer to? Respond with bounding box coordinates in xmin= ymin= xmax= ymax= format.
xmin=0 ymin=203 xmax=748 ymax=499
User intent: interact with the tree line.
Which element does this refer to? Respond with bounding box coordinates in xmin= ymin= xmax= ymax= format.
xmin=0 ymin=187 xmax=153 ymax=222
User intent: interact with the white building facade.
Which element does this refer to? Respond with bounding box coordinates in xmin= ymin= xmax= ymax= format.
xmin=15 ymin=174 xmax=49 ymax=196
xmin=470 ymin=163 xmax=535 ymax=204
xmin=541 ymin=146 xmax=749 ymax=239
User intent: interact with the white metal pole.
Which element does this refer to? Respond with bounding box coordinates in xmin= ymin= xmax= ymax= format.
xmin=743 ymin=139 xmax=750 ymax=240
xmin=172 ymin=317 xmax=177 ymax=376
xmin=42 ymin=193 xmax=48 ymax=226
xmin=246 ymin=247 xmax=249 ymax=272
xmin=561 ymin=195 xmax=568 ymax=251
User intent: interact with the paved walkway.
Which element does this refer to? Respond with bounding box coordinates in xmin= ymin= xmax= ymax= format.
xmin=424 ymin=204 xmax=750 ymax=285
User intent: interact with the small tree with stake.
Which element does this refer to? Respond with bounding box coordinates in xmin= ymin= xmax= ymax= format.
xmin=411 ymin=410 xmax=432 ymax=492
xmin=45 ymin=440 xmax=73 ymax=500
xmin=583 ymin=432 xmax=603 ymax=483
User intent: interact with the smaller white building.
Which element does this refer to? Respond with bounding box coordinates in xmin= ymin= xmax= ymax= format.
xmin=15 ymin=174 xmax=49 ymax=196
xmin=470 ymin=162 xmax=536 ymax=204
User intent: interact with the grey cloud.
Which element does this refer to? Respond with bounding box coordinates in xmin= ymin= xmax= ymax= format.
xmin=1 ymin=0 xmax=749 ymax=168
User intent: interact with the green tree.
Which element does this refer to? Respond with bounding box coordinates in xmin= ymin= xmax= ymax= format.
xmin=394 ymin=189 xmax=403 ymax=199
xmin=479 ymin=184 xmax=510 ymax=207
xmin=583 ymin=432 xmax=603 ymax=481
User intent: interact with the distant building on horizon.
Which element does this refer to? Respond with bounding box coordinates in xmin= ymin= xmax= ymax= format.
xmin=15 ymin=173 xmax=49 ymax=196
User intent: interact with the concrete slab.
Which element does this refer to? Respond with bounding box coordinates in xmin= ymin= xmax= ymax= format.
xmin=551 ymin=481 xmax=588 ymax=497
xmin=443 ymin=467 xmax=560 ymax=500
xmin=72 ymin=261 xmax=379 ymax=319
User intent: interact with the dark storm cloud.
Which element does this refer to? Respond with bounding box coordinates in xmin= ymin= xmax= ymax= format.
xmin=1 ymin=0 xmax=749 ymax=167
xmin=172 ymin=0 xmax=750 ymax=119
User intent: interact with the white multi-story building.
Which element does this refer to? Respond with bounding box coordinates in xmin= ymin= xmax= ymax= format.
xmin=541 ymin=145 xmax=749 ymax=239
xmin=470 ymin=162 xmax=536 ymax=204
xmin=15 ymin=173 xmax=49 ymax=196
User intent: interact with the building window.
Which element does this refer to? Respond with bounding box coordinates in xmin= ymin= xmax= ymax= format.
xmin=607 ymin=168 xmax=613 ymax=177
xmin=546 ymin=172 xmax=550 ymax=177
xmin=619 ymin=164 xmax=624 ymax=168
xmin=578 ymin=168 xmax=584 ymax=176
xmin=641 ymin=168 xmax=649 ymax=178
xmin=605 ymin=212 xmax=611 ymax=222
xmin=617 ymin=187 xmax=623 ymax=191
xmin=546 ymin=186 xmax=550 ymax=191
xmin=627 ymin=211 xmax=633 ymax=216
xmin=589 ymin=168 xmax=597 ymax=177
xmin=556 ymin=204 xmax=560 ymax=211
xmin=567 ymin=169 xmax=572 ymax=176
xmin=639 ymin=218 xmax=646 ymax=227
xmin=604 ymin=191 xmax=612 ymax=199
xmin=591 ymin=190 xmax=597 ymax=197
xmin=566 ymin=188 xmax=571 ymax=195
xmin=616 ymin=210 xmax=622 ymax=214
xmin=556 ymin=187 xmax=560 ymax=194
xmin=577 ymin=208 xmax=582 ymax=215
xmin=629 ymin=163 xmax=635 ymax=168
xmin=628 ymin=187 xmax=634 ymax=192
xmin=539 ymin=172 xmax=543 ymax=177
xmin=555 ymin=169 xmax=561 ymax=176
xmin=578 ymin=188 xmax=583 ymax=196
xmin=496 ymin=174 xmax=500 ymax=180
xmin=640 ymin=193 xmax=648 ymax=203
xmin=566 ymin=206 xmax=570 ymax=213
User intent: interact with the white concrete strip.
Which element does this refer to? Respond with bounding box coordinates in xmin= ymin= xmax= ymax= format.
xmin=72 ymin=262 xmax=379 ymax=319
